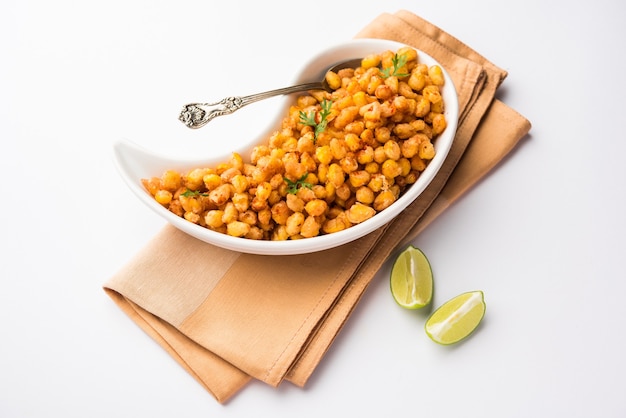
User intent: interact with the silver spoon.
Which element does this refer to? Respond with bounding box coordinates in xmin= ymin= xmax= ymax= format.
xmin=178 ymin=58 xmax=362 ymax=129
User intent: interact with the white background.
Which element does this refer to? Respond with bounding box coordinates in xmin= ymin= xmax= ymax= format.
xmin=1 ymin=1 xmax=625 ymax=417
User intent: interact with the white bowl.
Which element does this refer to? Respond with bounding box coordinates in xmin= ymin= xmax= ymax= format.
xmin=113 ymin=38 xmax=458 ymax=255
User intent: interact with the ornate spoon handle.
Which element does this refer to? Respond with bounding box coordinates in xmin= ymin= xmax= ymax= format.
xmin=179 ymin=81 xmax=325 ymax=129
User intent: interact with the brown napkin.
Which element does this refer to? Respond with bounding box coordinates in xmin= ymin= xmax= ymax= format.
xmin=104 ymin=10 xmax=531 ymax=404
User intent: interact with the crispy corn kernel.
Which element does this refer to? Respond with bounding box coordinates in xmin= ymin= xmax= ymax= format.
xmin=381 ymin=159 xmax=402 ymax=179
xmin=142 ymin=177 xmax=160 ymax=196
xmin=414 ymin=96 xmax=431 ymax=118
xmin=411 ymin=155 xmax=428 ymax=172
xmin=408 ymin=71 xmax=427 ymax=92
xmin=422 ymin=85 xmax=442 ymax=104
xmin=361 ymin=54 xmax=381 ymax=69
xmin=203 ymin=173 xmax=222 ymax=191
xmin=356 ymin=146 xmax=374 ymax=165
xmin=393 ymin=123 xmax=415 ymax=140
xmin=227 ymin=221 xmax=250 ymax=237
xmin=161 ymin=170 xmax=182 ymax=191
xmin=232 ymin=192 xmax=250 ymax=213
xmin=384 ymin=140 xmax=401 ymax=160
xmin=209 ymin=183 xmax=232 ymax=206
xmin=344 ymin=121 xmax=364 ymax=136
xmin=432 ymin=113 xmax=447 ymax=134
xmin=364 ymin=161 xmax=379 ymax=174
xmin=184 ymin=211 xmax=200 ymax=224
xmin=230 ymin=174 xmax=249 ymax=194
xmin=180 ymin=195 xmax=203 ymax=214
xmin=340 ymin=154 xmax=358 ymax=173
xmin=375 ymin=84 xmax=393 ymax=100
xmin=239 ymin=209 xmax=258 ymax=225
xmin=330 ymin=138 xmax=348 ymax=160
xmin=205 ymin=210 xmax=225 ymax=228
xmin=245 ymin=226 xmax=264 ymax=240
xmin=399 ymin=158 xmax=412 ymax=177
xmin=355 ymin=186 xmax=375 ymax=204
xmin=374 ymin=190 xmax=396 ymax=211
xmin=312 ymin=184 xmax=327 ymax=199
xmin=428 ymin=65 xmax=445 ymax=86
xmin=320 ymin=217 xmax=341 ymax=234
xmin=221 ymin=202 xmax=239 ymax=224
xmin=300 ymin=215 xmax=321 ymax=238
xmin=374 ymin=126 xmax=391 ymax=143
xmin=373 ymin=146 xmax=387 ymax=164
xmin=185 ymin=168 xmax=209 ymax=190
xmin=401 ymin=135 xmax=420 ymax=158
xmin=285 ymin=212 xmax=305 ymax=236
xmin=305 ymin=199 xmax=328 ymax=217
xmin=154 ymin=190 xmax=172 ymax=205
xmin=346 ymin=203 xmax=376 ymax=224
xmin=349 ymin=170 xmax=371 ymax=188
xmin=327 ymin=163 xmax=345 ymax=187
xmin=325 ymin=71 xmax=342 ymax=90
xmin=419 ymin=140 xmax=436 ymax=160
xmin=344 ymin=133 xmax=361 ymax=152
xmin=430 ymin=100 xmax=444 ymax=114
xmin=286 ymin=193 xmax=305 ymax=213
xmin=257 ymin=207 xmax=272 ymax=226
xmin=315 ymin=145 xmax=333 ymax=165
xmin=398 ymin=81 xmax=418 ymax=99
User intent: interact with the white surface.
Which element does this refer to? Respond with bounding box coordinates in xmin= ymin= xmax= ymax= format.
xmin=112 ymin=38 xmax=458 ymax=255
xmin=1 ymin=1 xmax=624 ymax=417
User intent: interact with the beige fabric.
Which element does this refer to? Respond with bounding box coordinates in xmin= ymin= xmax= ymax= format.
xmin=104 ymin=10 xmax=531 ymax=404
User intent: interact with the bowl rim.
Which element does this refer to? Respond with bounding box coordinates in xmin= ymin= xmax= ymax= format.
xmin=113 ymin=38 xmax=459 ymax=255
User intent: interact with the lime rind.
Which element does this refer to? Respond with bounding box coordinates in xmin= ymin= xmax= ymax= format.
xmin=425 ymin=290 xmax=486 ymax=345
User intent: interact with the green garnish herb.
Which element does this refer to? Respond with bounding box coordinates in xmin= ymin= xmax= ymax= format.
xmin=299 ymin=99 xmax=333 ymax=142
xmin=382 ymin=53 xmax=409 ymax=79
xmin=181 ymin=189 xmax=208 ymax=197
xmin=285 ymin=173 xmax=313 ymax=194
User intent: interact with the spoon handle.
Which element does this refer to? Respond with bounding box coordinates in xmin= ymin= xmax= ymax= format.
xmin=179 ymin=81 xmax=324 ymax=129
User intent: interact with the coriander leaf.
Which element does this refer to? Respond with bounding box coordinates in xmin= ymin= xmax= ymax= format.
xmin=298 ymin=99 xmax=333 ymax=142
xmin=285 ymin=173 xmax=313 ymax=194
xmin=382 ymin=53 xmax=409 ymax=79
xmin=181 ymin=189 xmax=208 ymax=197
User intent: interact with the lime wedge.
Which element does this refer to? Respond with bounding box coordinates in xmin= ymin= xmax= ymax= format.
xmin=425 ymin=290 xmax=486 ymax=345
xmin=390 ymin=245 xmax=433 ymax=309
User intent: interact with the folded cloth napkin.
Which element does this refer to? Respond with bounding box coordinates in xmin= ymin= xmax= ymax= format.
xmin=104 ymin=10 xmax=531 ymax=404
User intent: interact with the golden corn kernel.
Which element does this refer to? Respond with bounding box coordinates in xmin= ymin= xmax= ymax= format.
xmin=285 ymin=212 xmax=305 ymax=236
xmin=384 ymin=140 xmax=401 ymax=160
xmin=305 ymin=199 xmax=328 ymax=217
xmin=361 ymin=54 xmax=381 ymax=69
xmin=161 ymin=170 xmax=182 ymax=191
xmin=203 ymin=173 xmax=222 ymax=190
xmin=381 ymin=159 xmax=403 ymax=178
xmin=300 ymin=215 xmax=321 ymax=238
xmin=418 ymin=140 xmax=436 ymax=160
xmin=346 ymin=203 xmax=376 ymax=224
xmin=327 ymin=163 xmax=345 ymax=188
xmin=349 ymin=170 xmax=371 ymax=188
xmin=205 ymin=210 xmax=224 ymax=228
xmin=373 ymin=190 xmax=396 ymax=211
xmin=226 ymin=221 xmax=251 ymax=237
xmin=154 ymin=190 xmax=173 ymax=205
xmin=325 ymin=71 xmax=342 ymax=90
xmin=355 ymin=186 xmax=375 ymax=204
xmin=428 ymin=65 xmax=445 ymax=86
xmin=432 ymin=113 xmax=447 ymax=134
xmin=422 ymin=85 xmax=442 ymax=104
